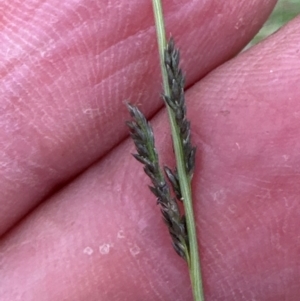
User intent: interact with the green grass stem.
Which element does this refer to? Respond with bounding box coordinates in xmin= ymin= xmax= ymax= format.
xmin=151 ymin=1 xmax=205 ymax=300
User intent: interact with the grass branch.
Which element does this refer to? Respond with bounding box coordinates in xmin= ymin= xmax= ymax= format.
xmin=126 ymin=103 xmax=190 ymax=262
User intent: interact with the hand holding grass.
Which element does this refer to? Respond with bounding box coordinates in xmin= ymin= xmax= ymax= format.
xmin=1 ymin=1 xmax=300 ymax=300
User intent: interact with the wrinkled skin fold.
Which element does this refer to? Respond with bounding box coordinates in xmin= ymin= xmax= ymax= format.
xmin=1 ymin=0 xmax=300 ymax=300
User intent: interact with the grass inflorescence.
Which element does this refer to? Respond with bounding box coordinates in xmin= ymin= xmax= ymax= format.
xmin=126 ymin=103 xmax=189 ymax=260
xmin=127 ymin=0 xmax=204 ymax=300
xmin=126 ymin=37 xmax=195 ymax=262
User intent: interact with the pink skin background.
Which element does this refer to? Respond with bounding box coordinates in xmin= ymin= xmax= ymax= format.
xmin=1 ymin=0 xmax=300 ymax=300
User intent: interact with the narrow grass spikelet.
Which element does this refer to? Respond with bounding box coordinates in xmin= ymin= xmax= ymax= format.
xmin=164 ymin=166 xmax=182 ymax=201
xmin=126 ymin=103 xmax=189 ymax=261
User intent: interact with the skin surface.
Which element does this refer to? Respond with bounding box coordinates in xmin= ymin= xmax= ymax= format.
xmin=1 ymin=0 xmax=300 ymax=300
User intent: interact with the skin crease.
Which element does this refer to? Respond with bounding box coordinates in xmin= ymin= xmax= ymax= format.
xmin=2 ymin=0 xmax=300 ymax=300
